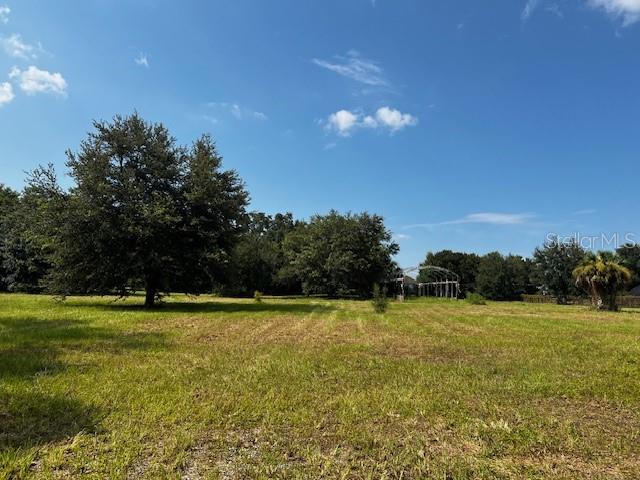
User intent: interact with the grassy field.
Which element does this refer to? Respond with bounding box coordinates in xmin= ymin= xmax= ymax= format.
xmin=1 ymin=294 xmax=639 ymax=479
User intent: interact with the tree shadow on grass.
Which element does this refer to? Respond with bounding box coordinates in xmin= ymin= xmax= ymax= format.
xmin=0 ymin=317 xmax=166 ymax=451
xmin=78 ymin=299 xmax=336 ymax=315
xmin=0 ymin=317 xmax=167 ymax=354
xmin=0 ymin=389 xmax=101 ymax=450
xmin=0 ymin=346 xmax=64 ymax=380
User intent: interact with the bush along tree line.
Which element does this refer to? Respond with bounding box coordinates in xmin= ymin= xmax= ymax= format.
xmin=0 ymin=113 xmax=399 ymax=306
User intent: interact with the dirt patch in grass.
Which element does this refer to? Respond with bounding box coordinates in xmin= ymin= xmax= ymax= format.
xmin=179 ymin=429 xmax=280 ymax=480
xmin=496 ymin=453 xmax=639 ymax=479
xmin=536 ymin=398 xmax=640 ymax=453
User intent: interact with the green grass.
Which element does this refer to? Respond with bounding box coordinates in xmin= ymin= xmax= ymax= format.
xmin=1 ymin=293 xmax=640 ymax=479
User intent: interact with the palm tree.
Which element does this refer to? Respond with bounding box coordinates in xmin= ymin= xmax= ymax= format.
xmin=573 ymin=254 xmax=632 ymax=311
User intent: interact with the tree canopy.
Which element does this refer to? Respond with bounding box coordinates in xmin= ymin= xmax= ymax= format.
xmin=532 ymin=237 xmax=586 ymax=303
xmin=0 ymin=174 xmax=57 ymax=293
xmin=475 ymin=252 xmax=534 ymax=301
xmin=0 ymin=185 xmax=20 ymax=291
xmin=226 ymin=212 xmax=301 ymax=296
xmin=43 ymin=113 xmax=248 ymax=307
xmin=616 ymin=243 xmax=640 ymax=287
xmin=281 ymin=211 xmax=398 ymax=298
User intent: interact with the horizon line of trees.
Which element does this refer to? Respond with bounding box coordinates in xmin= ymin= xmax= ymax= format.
xmin=2 ymin=113 xmax=638 ymax=308
xmin=419 ymin=239 xmax=640 ymax=308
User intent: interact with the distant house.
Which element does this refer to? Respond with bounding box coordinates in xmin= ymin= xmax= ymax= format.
xmin=628 ymin=285 xmax=640 ymax=297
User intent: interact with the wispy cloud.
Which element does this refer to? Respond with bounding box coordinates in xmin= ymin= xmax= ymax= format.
xmin=205 ymin=102 xmax=268 ymax=121
xmin=589 ymin=0 xmax=640 ymax=26
xmin=393 ymin=233 xmax=412 ymax=241
xmin=521 ymin=0 xmax=541 ymax=20
xmin=313 ymin=50 xmax=388 ymax=87
xmin=325 ymin=107 xmax=418 ymax=136
xmin=252 ymin=111 xmax=268 ymax=120
xmin=1 ymin=34 xmax=39 ymax=60
xmin=0 ymin=81 xmax=14 ymax=106
xmin=546 ymin=3 xmax=564 ymax=18
xmin=201 ymin=114 xmax=219 ymax=125
xmin=405 ymin=212 xmax=535 ymax=229
xmin=9 ymin=65 xmax=67 ymax=96
xmin=134 ymin=52 xmax=149 ymax=68
xmin=0 ymin=5 xmax=9 ymax=24
xmin=522 ymin=0 xmax=563 ymax=21
xmin=523 ymin=0 xmax=640 ymax=25
xmin=574 ymin=208 xmax=597 ymax=215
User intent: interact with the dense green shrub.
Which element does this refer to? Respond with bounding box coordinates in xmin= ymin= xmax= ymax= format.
xmin=466 ymin=292 xmax=486 ymax=305
xmin=371 ymin=283 xmax=388 ymax=313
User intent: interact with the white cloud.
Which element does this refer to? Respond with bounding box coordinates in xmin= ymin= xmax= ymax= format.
xmin=9 ymin=66 xmax=67 ymax=96
xmin=405 ymin=212 xmax=534 ymax=229
xmin=374 ymin=107 xmax=418 ymax=132
xmin=0 ymin=5 xmax=9 ymax=24
xmin=0 ymin=81 xmax=14 ymax=106
xmin=325 ymin=107 xmax=418 ymax=136
xmin=313 ymin=50 xmax=388 ymax=87
xmin=326 ymin=109 xmax=359 ymax=136
xmin=134 ymin=52 xmax=149 ymax=68
xmin=589 ymin=0 xmax=640 ymax=25
xmin=2 ymin=34 xmax=37 ymax=60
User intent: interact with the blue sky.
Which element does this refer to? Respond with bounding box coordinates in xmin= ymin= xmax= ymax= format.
xmin=1 ymin=0 xmax=639 ymax=267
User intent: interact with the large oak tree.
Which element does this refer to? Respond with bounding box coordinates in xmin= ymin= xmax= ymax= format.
xmin=45 ymin=113 xmax=248 ymax=307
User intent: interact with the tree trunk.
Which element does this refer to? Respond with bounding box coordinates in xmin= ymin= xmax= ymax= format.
xmin=590 ymin=284 xmax=600 ymax=309
xmin=606 ymin=293 xmax=618 ymax=311
xmin=144 ymin=285 xmax=156 ymax=308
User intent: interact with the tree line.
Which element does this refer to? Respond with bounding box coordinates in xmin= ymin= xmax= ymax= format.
xmin=2 ymin=113 xmax=638 ymax=309
xmin=419 ymin=240 xmax=640 ymax=308
xmin=0 ymin=113 xmax=398 ymax=306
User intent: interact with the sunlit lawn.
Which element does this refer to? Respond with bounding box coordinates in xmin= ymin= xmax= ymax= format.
xmin=1 ymin=293 xmax=639 ymax=479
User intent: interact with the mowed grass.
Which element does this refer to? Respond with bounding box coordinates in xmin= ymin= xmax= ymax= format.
xmin=1 ymin=294 xmax=640 ymax=479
